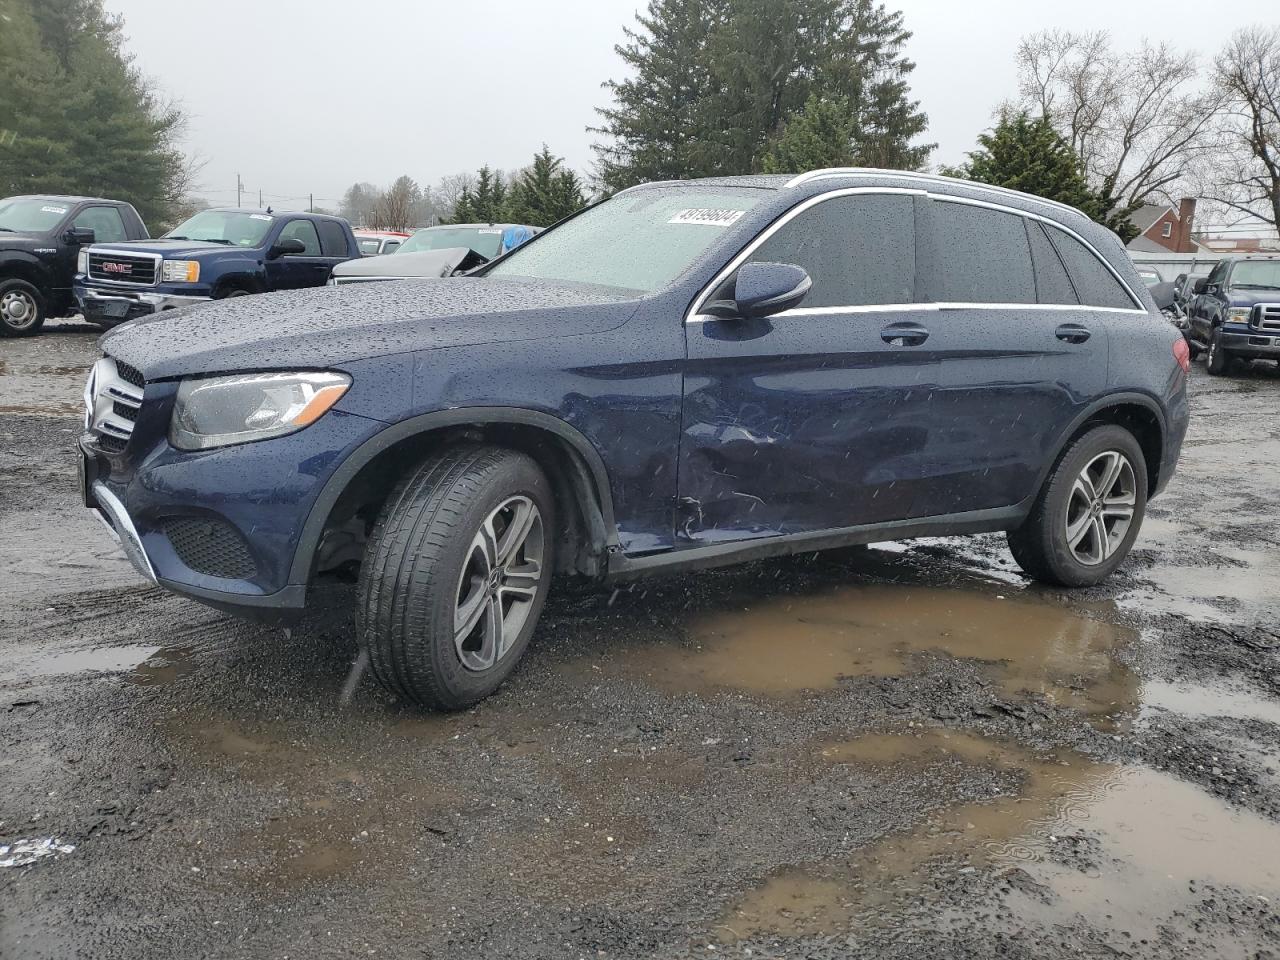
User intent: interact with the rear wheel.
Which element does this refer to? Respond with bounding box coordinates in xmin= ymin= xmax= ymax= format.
xmin=356 ymin=446 xmax=554 ymax=710
xmin=1007 ymin=425 xmax=1147 ymax=587
xmin=0 ymin=278 xmax=46 ymax=337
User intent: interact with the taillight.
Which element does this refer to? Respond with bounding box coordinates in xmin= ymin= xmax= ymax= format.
xmin=1173 ymin=338 xmax=1190 ymax=373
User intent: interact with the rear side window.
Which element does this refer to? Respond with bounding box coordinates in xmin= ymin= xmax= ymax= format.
xmin=1026 ymin=220 xmax=1077 ymax=305
xmin=747 ymin=193 xmax=915 ymax=307
xmin=1045 ymin=227 xmax=1137 ymax=309
xmin=929 ymin=200 xmax=1035 ymax=304
xmin=316 ymin=219 xmax=350 ymax=256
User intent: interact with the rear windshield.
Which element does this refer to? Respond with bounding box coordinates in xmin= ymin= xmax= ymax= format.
xmin=0 ymin=198 xmax=71 ymax=233
xmin=487 ymin=187 xmax=767 ymax=293
xmin=1231 ymin=260 xmax=1280 ymax=291
xmin=398 ymin=227 xmax=505 ymax=259
xmin=358 ymin=238 xmax=383 ymax=255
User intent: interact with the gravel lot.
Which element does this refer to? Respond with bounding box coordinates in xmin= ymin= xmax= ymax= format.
xmin=2 ymin=319 xmax=1279 ymax=959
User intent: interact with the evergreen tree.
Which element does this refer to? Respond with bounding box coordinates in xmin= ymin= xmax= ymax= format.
xmin=505 ymin=146 xmax=588 ymax=226
xmin=945 ymin=111 xmax=1140 ymax=242
xmin=592 ymin=0 xmax=932 ymax=188
xmin=590 ymin=0 xmax=725 ymax=190
xmin=0 ymin=0 xmax=190 ymax=227
xmin=761 ymin=96 xmax=858 ymax=173
xmin=451 ymin=166 xmax=507 ymax=223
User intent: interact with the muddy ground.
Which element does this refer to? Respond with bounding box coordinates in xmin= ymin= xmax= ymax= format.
xmin=1 ymin=319 xmax=1278 ymax=960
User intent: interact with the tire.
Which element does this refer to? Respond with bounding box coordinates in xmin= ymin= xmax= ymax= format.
xmin=1007 ymin=425 xmax=1147 ymax=587
xmin=1205 ymin=327 xmax=1231 ymax=376
xmin=356 ymin=445 xmax=555 ymax=710
xmin=215 ymin=286 xmax=253 ymax=300
xmin=0 ymin=278 xmax=46 ymax=337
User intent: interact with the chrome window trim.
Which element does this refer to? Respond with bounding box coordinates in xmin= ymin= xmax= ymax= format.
xmin=685 ymin=186 xmax=1146 ymax=324
xmin=783 ymin=167 xmax=1081 ymax=216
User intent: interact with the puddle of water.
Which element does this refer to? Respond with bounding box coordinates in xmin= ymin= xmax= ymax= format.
xmin=0 ymin=644 xmax=161 ymax=683
xmin=1142 ymin=679 xmax=1280 ymax=727
xmin=128 ymin=647 xmax=195 ymax=686
xmin=583 ymin=582 xmax=1137 ymax=720
xmin=721 ymin=732 xmax=1280 ymax=943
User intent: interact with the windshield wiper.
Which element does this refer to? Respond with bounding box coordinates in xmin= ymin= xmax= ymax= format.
xmin=0 ymin=227 xmax=14 ymax=232
xmin=1232 ymin=283 xmax=1280 ymax=290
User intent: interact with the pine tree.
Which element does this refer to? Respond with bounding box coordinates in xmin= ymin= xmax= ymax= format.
xmin=0 ymin=0 xmax=190 ymax=227
xmin=945 ymin=111 xmax=1139 ymax=241
xmin=454 ymin=166 xmax=507 ymax=223
xmin=592 ymin=0 xmax=933 ymax=187
xmin=505 ymin=146 xmax=588 ymax=226
xmin=761 ymin=96 xmax=858 ymax=173
xmin=590 ymin=0 xmax=725 ymax=190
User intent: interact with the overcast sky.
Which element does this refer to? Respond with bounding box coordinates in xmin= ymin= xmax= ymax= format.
xmin=108 ymin=0 xmax=1274 ymax=212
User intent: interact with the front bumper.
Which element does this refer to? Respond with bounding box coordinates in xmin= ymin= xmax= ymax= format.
xmin=77 ymin=285 xmax=211 ymax=324
xmin=1220 ymin=329 xmax=1280 ymax=359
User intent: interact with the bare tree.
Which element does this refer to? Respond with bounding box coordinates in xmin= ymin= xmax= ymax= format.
xmin=340 ymin=182 xmax=379 ymax=228
xmin=433 ymin=171 xmax=476 ymax=223
xmin=370 ymin=175 xmax=422 ymax=232
xmin=1208 ymin=26 xmax=1280 ymax=229
xmin=1017 ymin=30 xmax=1224 ymax=213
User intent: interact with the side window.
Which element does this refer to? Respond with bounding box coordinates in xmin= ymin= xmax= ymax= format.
xmin=929 ymin=200 xmax=1035 ymax=304
xmin=278 ymin=219 xmax=321 ymax=256
xmin=384 ymin=240 xmax=401 ymax=254
xmin=745 ymin=193 xmax=915 ymax=307
xmin=1026 ymin=220 xmax=1078 ymax=305
xmin=316 ymin=219 xmax=349 ymax=256
xmin=1046 ymin=227 xmax=1137 ymax=309
xmin=73 ymin=206 xmax=128 ymax=244
xmin=1205 ymin=260 xmax=1227 ymax=288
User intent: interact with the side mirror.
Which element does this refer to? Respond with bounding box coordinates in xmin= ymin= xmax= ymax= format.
xmin=707 ymin=262 xmax=812 ymax=320
xmin=1192 ymin=278 xmax=1208 ymax=295
xmin=270 ymin=238 xmax=308 ymax=258
xmin=1149 ymin=281 xmax=1178 ymax=311
xmin=66 ymin=227 xmax=95 ymax=245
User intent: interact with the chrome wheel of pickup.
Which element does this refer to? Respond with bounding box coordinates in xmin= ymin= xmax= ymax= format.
xmin=1 ymin=289 xmax=38 ymax=330
xmin=1064 ymin=450 xmax=1136 ymax=566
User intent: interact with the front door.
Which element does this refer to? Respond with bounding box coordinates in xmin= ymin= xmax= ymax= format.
xmin=266 ymin=219 xmax=331 ymax=290
xmin=678 ymin=190 xmax=941 ymax=542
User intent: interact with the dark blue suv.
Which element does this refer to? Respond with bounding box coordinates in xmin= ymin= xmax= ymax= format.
xmin=80 ymin=169 xmax=1190 ymax=709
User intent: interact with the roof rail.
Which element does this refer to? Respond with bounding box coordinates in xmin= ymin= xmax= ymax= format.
xmin=784 ymin=168 xmax=1082 ymax=216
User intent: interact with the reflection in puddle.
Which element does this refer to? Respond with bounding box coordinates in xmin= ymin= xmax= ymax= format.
xmin=1142 ymin=679 xmax=1280 ymax=727
xmin=0 ymin=644 xmax=161 ymax=682
xmin=129 ymin=647 xmax=195 ymax=686
xmin=588 ymin=582 xmax=1137 ymax=720
xmin=1124 ymin=544 xmax=1280 ymax=623
xmin=724 ymin=731 xmax=1280 ymax=942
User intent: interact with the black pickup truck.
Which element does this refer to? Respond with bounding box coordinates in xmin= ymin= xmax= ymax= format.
xmin=0 ymin=195 xmax=149 ymax=336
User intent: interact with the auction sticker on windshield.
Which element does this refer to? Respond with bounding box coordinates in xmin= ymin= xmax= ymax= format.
xmin=668 ymin=208 xmax=746 ymax=226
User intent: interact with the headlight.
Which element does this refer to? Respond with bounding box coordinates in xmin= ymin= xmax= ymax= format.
xmin=1226 ymin=307 xmax=1252 ymax=324
xmin=161 ymin=259 xmax=200 ymax=283
xmin=170 ymin=371 xmax=351 ymax=450
xmin=77 ymin=249 xmax=89 ymax=274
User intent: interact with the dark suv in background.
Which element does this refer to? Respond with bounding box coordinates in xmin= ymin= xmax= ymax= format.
xmin=79 ymin=169 xmax=1189 ymax=710
xmin=1185 ymin=256 xmax=1280 ymax=374
xmin=74 ymin=208 xmax=360 ymax=328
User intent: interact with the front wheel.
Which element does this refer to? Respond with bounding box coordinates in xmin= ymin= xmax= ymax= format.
xmin=0 ymin=278 xmax=46 ymax=337
xmin=356 ymin=446 xmax=554 ymax=710
xmin=1007 ymin=425 xmax=1147 ymax=587
xmin=1205 ymin=327 xmax=1232 ymax=375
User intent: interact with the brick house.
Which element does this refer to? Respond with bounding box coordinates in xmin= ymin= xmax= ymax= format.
xmin=1125 ymin=198 xmax=1205 ymax=254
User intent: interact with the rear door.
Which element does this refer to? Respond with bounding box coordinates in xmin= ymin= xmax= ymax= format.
xmin=679 ymin=189 xmax=942 ymax=541
xmin=912 ymin=198 xmax=1114 ymax=515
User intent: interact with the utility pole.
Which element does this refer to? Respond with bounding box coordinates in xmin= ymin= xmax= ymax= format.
xmin=258 ymin=189 xmax=262 ymax=208
xmin=309 ymin=193 xmax=314 ymax=213
xmin=236 ymin=173 xmax=242 ymax=207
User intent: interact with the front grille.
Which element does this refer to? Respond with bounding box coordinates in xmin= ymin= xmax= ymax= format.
xmin=84 ymin=356 xmax=144 ymax=453
xmin=1254 ymin=303 xmax=1280 ymax=332
xmin=162 ymin=517 xmax=257 ymax=580
xmin=88 ymin=251 xmax=158 ymax=286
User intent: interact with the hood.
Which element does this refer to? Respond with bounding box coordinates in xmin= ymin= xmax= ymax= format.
xmin=1228 ymin=288 xmax=1280 ymax=308
xmin=0 ymin=232 xmax=49 ymax=251
xmin=91 ymin=238 xmax=255 ymax=258
xmin=333 ymin=247 xmax=485 ymax=279
xmin=101 ymin=276 xmax=639 ymax=380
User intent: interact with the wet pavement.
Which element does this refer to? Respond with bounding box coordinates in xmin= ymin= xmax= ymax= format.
xmin=2 ymin=321 xmax=1279 ymax=959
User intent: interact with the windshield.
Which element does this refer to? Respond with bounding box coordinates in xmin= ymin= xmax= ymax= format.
xmin=1231 ymin=260 xmax=1280 ymax=290
xmin=164 ymin=210 xmax=275 ymax=246
xmin=397 ymin=226 xmax=506 ymax=258
xmin=0 ymin=197 xmax=72 ymax=233
xmin=487 ymin=187 xmax=767 ymax=293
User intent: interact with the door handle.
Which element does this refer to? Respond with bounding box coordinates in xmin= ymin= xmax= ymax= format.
xmin=1055 ymin=323 xmax=1091 ymax=344
xmin=881 ymin=322 xmax=929 ymax=346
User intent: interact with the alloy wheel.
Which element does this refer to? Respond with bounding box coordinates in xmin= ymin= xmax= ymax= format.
xmin=1064 ymin=450 xmax=1136 ymax=566
xmin=1 ymin=290 xmax=37 ymax=330
xmin=453 ymin=496 xmax=545 ymax=671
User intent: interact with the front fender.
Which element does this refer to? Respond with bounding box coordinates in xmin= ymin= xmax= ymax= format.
xmin=0 ymin=250 xmax=54 ymax=289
